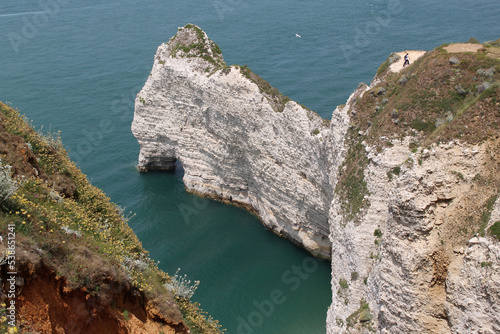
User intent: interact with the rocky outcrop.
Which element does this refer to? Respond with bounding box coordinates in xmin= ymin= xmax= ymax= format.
xmin=327 ymin=135 xmax=500 ymax=333
xmin=445 ymin=237 xmax=500 ymax=333
xmin=132 ymin=24 xmax=335 ymax=258
xmin=132 ymin=26 xmax=500 ymax=333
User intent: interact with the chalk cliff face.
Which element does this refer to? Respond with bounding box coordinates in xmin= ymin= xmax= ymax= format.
xmin=327 ymin=135 xmax=500 ymax=333
xmin=324 ymin=46 xmax=500 ymax=333
xmin=132 ymin=24 xmax=334 ymax=258
xmin=132 ymin=26 xmax=500 ymax=333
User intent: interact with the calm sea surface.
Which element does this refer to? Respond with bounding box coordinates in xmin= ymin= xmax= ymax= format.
xmin=1 ymin=1 xmax=499 ymax=332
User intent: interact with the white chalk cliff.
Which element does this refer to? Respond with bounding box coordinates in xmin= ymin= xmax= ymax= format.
xmin=132 ymin=25 xmax=500 ymax=333
xmin=131 ymin=24 xmax=334 ymax=259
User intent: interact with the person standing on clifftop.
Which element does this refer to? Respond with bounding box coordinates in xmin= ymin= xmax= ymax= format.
xmin=403 ymin=53 xmax=410 ymax=67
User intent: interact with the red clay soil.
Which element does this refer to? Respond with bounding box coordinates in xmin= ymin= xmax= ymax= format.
xmin=0 ymin=117 xmax=76 ymax=198
xmin=0 ymin=233 xmax=188 ymax=334
xmin=0 ymin=120 xmax=41 ymax=179
xmin=14 ymin=261 xmax=186 ymax=334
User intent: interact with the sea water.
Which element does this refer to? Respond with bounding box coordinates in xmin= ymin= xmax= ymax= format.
xmin=1 ymin=0 xmax=499 ymax=332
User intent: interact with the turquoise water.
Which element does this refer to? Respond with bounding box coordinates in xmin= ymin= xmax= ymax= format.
xmin=1 ymin=1 xmax=499 ymax=332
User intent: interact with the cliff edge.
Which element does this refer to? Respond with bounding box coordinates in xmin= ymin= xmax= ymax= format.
xmin=132 ymin=25 xmax=500 ymax=334
xmin=326 ymin=42 xmax=500 ymax=333
xmin=0 ymin=102 xmax=221 ymax=333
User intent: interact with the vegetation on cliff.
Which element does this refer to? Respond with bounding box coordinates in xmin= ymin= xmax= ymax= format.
xmin=166 ymin=24 xmax=324 ymax=117
xmin=168 ymin=24 xmax=226 ymax=72
xmin=0 ymin=102 xmax=221 ymax=333
xmin=361 ymin=44 xmax=500 ymax=146
xmin=336 ymin=40 xmax=500 ymax=240
xmin=236 ymin=64 xmax=292 ymax=113
xmin=335 ymin=126 xmax=370 ymax=223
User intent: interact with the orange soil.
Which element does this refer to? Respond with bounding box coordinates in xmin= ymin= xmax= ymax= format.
xmin=16 ymin=264 xmax=184 ymax=334
xmin=0 ymin=242 xmax=187 ymax=334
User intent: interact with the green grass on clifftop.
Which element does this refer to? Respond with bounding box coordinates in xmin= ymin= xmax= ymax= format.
xmin=336 ymin=42 xmax=500 ymax=225
xmin=355 ymin=44 xmax=500 ymax=147
xmin=169 ymin=24 xmax=226 ymax=70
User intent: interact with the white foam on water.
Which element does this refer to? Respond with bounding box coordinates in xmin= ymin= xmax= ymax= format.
xmin=0 ymin=11 xmax=46 ymax=18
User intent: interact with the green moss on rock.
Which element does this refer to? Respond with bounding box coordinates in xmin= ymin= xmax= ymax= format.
xmin=237 ymin=64 xmax=291 ymax=112
xmin=169 ymin=24 xmax=226 ymax=70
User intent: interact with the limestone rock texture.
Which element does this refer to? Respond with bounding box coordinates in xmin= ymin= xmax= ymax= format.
xmin=327 ymin=134 xmax=500 ymax=333
xmin=133 ymin=25 xmax=500 ymax=333
xmin=131 ymin=24 xmax=334 ymax=258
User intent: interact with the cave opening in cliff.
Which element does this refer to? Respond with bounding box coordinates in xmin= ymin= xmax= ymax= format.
xmin=173 ymin=159 xmax=184 ymax=177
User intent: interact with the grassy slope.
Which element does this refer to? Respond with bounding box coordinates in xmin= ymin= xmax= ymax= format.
xmin=358 ymin=44 xmax=500 ymax=147
xmin=0 ymin=102 xmax=221 ymax=333
xmin=336 ymin=42 xmax=500 ymax=238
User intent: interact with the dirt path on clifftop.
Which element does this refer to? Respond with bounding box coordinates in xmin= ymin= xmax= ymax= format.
xmin=444 ymin=43 xmax=484 ymax=53
xmin=390 ymin=50 xmax=426 ymax=73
